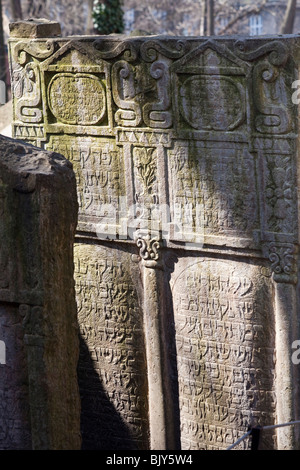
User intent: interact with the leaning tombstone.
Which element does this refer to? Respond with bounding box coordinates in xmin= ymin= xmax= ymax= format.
xmin=7 ymin=19 xmax=300 ymax=450
xmin=0 ymin=134 xmax=81 ymax=449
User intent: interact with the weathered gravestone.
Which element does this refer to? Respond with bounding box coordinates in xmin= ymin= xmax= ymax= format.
xmin=0 ymin=134 xmax=81 ymax=449
xmin=8 ymin=19 xmax=300 ymax=450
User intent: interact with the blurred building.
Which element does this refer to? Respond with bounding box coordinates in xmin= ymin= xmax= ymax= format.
xmin=1 ymin=0 xmax=299 ymax=102
xmin=122 ymin=0 xmax=300 ymax=36
xmin=2 ymin=1 xmax=300 ymax=39
xmin=218 ymin=0 xmax=300 ymax=36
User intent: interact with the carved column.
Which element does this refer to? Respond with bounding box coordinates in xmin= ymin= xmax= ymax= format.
xmin=267 ymin=243 xmax=300 ymax=449
xmin=135 ymin=231 xmax=174 ymax=450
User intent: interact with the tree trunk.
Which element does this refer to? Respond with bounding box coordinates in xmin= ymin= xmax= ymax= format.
xmin=280 ymin=0 xmax=297 ymax=34
xmin=86 ymin=0 xmax=94 ymax=34
xmin=10 ymin=0 xmax=22 ymax=20
xmin=200 ymin=0 xmax=214 ymax=36
xmin=207 ymin=0 xmax=214 ymax=35
xmin=200 ymin=0 xmax=206 ymax=35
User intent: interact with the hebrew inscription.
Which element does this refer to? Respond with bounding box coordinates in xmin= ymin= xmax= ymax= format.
xmin=46 ymin=135 xmax=124 ymax=232
xmin=8 ymin=24 xmax=300 ymax=450
xmin=75 ymin=243 xmax=148 ymax=449
xmin=48 ymin=73 xmax=106 ymax=125
xmin=168 ymin=141 xmax=258 ymax=244
xmin=171 ymin=259 xmax=276 ymax=450
xmin=179 ymin=76 xmax=245 ymax=131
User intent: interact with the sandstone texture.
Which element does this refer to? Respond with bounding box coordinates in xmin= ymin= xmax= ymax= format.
xmin=8 ymin=21 xmax=300 ymax=450
xmin=0 ymin=135 xmax=81 ymax=449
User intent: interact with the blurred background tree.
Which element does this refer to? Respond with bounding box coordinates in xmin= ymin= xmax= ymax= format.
xmin=0 ymin=0 xmax=6 ymax=103
xmin=1 ymin=0 xmax=300 ymax=107
xmin=9 ymin=0 xmax=21 ymax=19
xmin=281 ymin=0 xmax=297 ymax=33
xmin=92 ymin=0 xmax=124 ymax=34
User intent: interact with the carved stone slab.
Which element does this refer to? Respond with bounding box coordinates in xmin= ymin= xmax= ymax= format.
xmin=0 ymin=135 xmax=80 ymax=449
xmin=8 ymin=22 xmax=300 ymax=450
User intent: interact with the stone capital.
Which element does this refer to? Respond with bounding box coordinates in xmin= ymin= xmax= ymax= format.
xmin=267 ymin=242 xmax=298 ymax=284
xmin=135 ymin=230 xmax=163 ymax=269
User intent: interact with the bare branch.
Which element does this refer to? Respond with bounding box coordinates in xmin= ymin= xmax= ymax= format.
xmin=280 ymin=0 xmax=297 ymax=34
xmin=10 ymin=0 xmax=22 ymax=20
xmin=217 ymin=0 xmax=267 ymax=35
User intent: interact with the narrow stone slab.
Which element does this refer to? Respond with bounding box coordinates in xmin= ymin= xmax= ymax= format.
xmin=9 ymin=19 xmax=61 ymax=38
xmin=0 ymin=135 xmax=80 ymax=449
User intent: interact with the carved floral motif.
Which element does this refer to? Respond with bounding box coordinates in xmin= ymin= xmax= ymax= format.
xmin=263 ymin=154 xmax=296 ymax=235
xmin=133 ymin=147 xmax=156 ymax=195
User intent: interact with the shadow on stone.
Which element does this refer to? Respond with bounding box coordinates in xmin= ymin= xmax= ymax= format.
xmin=78 ymin=334 xmax=140 ymax=450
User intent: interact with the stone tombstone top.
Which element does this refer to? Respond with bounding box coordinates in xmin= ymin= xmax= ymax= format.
xmin=8 ymin=21 xmax=300 ymax=450
xmin=7 ymin=27 xmax=300 ymax=259
xmin=9 ymin=19 xmax=61 ymax=38
xmin=0 ymin=135 xmax=80 ymax=450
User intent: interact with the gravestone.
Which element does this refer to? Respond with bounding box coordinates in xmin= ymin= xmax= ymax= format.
xmin=0 ymin=134 xmax=81 ymax=449
xmin=8 ymin=20 xmax=300 ymax=450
